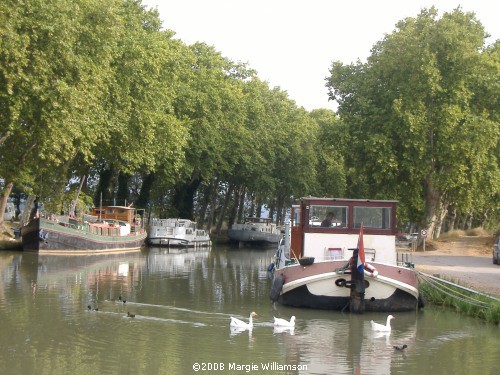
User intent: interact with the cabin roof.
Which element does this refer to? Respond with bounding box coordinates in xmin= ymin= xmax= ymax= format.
xmin=300 ymin=197 xmax=398 ymax=204
xmin=94 ymin=206 xmax=136 ymax=210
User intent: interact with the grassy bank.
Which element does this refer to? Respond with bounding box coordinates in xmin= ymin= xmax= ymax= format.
xmin=419 ymin=274 xmax=500 ymax=325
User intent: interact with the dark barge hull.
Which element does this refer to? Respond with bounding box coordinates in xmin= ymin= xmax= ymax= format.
xmin=272 ymin=260 xmax=419 ymax=312
xmin=227 ymin=230 xmax=281 ymax=246
xmin=277 ymin=284 xmax=418 ymax=312
xmin=21 ymin=218 xmax=147 ymax=253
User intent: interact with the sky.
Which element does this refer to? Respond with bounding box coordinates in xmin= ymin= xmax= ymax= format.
xmin=141 ymin=1 xmax=499 ymax=111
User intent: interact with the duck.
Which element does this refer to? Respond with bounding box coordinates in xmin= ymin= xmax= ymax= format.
xmin=118 ymin=296 xmax=126 ymax=304
xmin=127 ymin=312 xmax=135 ymax=318
xmin=87 ymin=305 xmax=98 ymax=312
xmin=230 ymin=312 xmax=257 ymax=329
xmin=273 ymin=315 xmax=296 ymax=327
xmin=393 ymin=344 xmax=408 ymax=351
xmin=370 ymin=315 xmax=394 ymax=332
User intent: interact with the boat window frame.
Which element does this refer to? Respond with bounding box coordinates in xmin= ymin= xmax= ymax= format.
xmin=353 ymin=205 xmax=391 ymax=230
xmin=299 ymin=198 xmax=398 ymax=235
xmin=308 ymin=205 xmax=348 ymax=228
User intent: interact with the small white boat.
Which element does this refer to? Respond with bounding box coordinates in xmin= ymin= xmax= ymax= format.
xmin=148 ymin=218 xmax=211 ymax=247
xmin=227 ymin=217 xmax=281 ymax=247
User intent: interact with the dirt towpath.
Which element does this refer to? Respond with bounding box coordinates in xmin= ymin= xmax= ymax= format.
xmin=410 ymin=235 xmax=500 ymax=297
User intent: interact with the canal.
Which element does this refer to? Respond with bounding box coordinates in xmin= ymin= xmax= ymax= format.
xmin=0 ymin=244 xmax=498 ymax=374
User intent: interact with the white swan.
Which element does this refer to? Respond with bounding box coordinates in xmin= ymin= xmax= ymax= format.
xmin=273 ymin=315 xmax=295 ymax=327
xmin=230 ymin=312 xmax=257 ymax=329
xmin=370 ymin=315 xmax=394 ymax=332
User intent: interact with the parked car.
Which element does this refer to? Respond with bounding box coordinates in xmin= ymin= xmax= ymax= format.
xmin=3 ymin=202 xmax=15 ymax=222
xmin=493 ymin=236 xmax=500 ymax=265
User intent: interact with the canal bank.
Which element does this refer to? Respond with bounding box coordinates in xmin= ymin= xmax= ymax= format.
xmin=412 ymin=235 xmax=500 ymax=297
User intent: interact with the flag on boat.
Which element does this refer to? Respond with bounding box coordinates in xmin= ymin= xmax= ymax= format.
xmin=357 ymin=224 xmax=365 ymax=274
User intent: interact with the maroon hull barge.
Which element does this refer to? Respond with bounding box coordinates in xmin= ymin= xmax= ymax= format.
xmin=270 ymin=197 xmax=420 ymax=313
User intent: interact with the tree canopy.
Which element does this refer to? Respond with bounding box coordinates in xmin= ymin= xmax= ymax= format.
xmin=1 ymin=2 xmax=498 ymax=237
xmin=326 ymin=7 xmax=499 ymax=237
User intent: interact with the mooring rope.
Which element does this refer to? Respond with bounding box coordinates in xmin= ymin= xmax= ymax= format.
xmin=417 ymin=270 xmax=499 ymax=307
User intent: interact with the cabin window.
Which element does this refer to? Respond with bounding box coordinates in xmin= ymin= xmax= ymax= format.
xmin=353 ymin=206 xmax=391 ymax=229
xmin=309 ymin=205 xmax=348 ymax=228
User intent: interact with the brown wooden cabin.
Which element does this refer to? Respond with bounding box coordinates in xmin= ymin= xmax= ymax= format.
xmin=90 ymin=206 xmax=138 ymax=224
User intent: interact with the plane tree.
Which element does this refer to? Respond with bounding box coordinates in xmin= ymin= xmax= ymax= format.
xmin=88 ymin=1 xmax=190 ymax=207
xmin=169 ymin=42 xmax=249 ymax=219
xmin=309 ymin=108 xmax=347 ymax=198
xmin=0 ymin=0 xmax=125 ymax=227
xmin=327 ymin=7 xmax=499 ymax=237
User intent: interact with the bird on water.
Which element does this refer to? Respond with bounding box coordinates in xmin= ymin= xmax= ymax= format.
xmin=370 ymin=315 xmax=395 ymax=332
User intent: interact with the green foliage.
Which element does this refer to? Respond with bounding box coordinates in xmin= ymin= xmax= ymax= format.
xmin=0 ymin=2 xmax=497 ymax=232
xmin=327 ymin=7 xmax=499 ymax=233
xmin=310 ymin=109 xmax=346 ymax=197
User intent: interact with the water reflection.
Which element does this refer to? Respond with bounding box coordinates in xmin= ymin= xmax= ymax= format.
xmin=0 ymin=246 xmax=499 ymax=374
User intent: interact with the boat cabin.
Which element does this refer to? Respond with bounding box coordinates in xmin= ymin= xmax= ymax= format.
xmin=91 ymin=206 xmax=142 ymax=224
xmin=290 ymin=197 xmax=398 ymax=264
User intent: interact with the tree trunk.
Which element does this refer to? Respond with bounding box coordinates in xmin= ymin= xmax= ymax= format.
xmin=95 ymin=168 xmax=115 ymax=206
xmin=433 ymin=204 xmax=448 ymax=239
xmin=423 ymin=179 xmax=448 ymax=239
xmin=227 ymin=185 xmax=242 ymax=229
xmin=0 ymin=181 xmax=14 ymax=230
xmin=197 ymin=182 xmax=213 ymax=230
xmin=215 ymin=184 xmax=234 ymax=235
xmin=276 ymin=195 xmax=285 ymax=225
xmin=447 ymin=206 xmax=457 ymax=232
xmin=479 ymin=209 xmax=488 ymax=228
xmin=237 ymin=187 xmax=246 ymax=223
xmin=171 ymin=177 xmax=202 ymax=220
xmin=135 ymin=172 xmax=155 ymax=210
xmin=19 ymin=195 xmax=36 ymax=228
xmin=248 ymin=192 xmax=256 ymax=217
xmin=117 ymin=172 xmax=131 ymax=205
xmin=466 ymin=212 xmax=473 ymax=230
xmin=207 ymin=180 xmax=219 ymax=234
xmin=69 ymin=176 xmax=86 ymax=217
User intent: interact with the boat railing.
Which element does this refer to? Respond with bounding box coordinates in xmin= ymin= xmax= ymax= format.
xmin=318 ymin=247 xmax=377 ymax=263
xmin=397 ymin=252 xmax=415 ymax=268
xmin=324 ymin=247 xmax=344 ymax=260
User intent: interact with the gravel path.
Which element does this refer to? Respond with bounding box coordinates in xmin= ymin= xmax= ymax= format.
xmin=408 ymin=236 xmax=500 ymax=297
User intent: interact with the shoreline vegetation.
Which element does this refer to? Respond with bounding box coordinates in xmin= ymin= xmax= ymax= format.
xmin=414 ymin=229 xmax=500 ymax=325
xmin=419 ymin=277 xmax=500 ymax=325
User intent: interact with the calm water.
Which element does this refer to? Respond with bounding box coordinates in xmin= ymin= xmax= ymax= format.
xmin=0 ymin=244 xmax=499 ymax=375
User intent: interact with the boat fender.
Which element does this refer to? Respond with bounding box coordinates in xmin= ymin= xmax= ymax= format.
xmin=267 ymin=263 xmax=275 ymax=272
xmin=269 ymin=275 xmax=285 ymax=302
xmin=418 ymin=294 xmax=425 ymax=309
xmin=335 ymin=278 xmax=347 ymax=287
xmin=335 ymin=278 xmax=370 ymax=289
xmin=364 ymin=263 xmax=378 ymax=277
